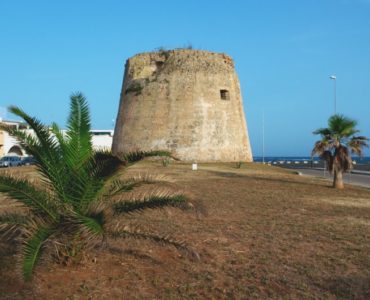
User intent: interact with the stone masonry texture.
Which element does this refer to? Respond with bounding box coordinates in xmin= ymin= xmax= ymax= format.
xmin=112 ymin=49 xmax=253 ymax=162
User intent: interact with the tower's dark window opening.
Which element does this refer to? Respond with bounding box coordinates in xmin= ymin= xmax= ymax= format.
xmin=220 ymin=89 xmax=230 ymax=100
xmin=155 ymin=61 xmax=164 ymax=68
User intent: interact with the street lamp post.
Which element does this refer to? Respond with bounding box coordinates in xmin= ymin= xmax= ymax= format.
xmin=330 ymin=75 xmax=337 ymax=114
xmin=262 ymin=110 xmax=265 ymax=164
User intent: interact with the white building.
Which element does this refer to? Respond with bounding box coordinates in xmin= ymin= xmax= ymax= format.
xmin=0 ymin=119 xmax=113 ymax=157
xmin=0 ymin=119 xmax=30 ymax=156
xmin=90 ymin=130 xmax=114 ymax=151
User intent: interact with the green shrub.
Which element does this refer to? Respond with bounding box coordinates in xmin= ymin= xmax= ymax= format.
xmin=0 ymin=93 xmax=191 ymax=281
xmin=156 ymin=47 xmax=171 ymax=60
xmin=162 ymin=157 xmax=170 ymax=167
xmin=125 ymin=82 xmax=143 ymax=96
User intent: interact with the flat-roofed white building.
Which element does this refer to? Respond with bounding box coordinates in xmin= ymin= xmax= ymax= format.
xmin=90 ymin=130 xmax=114 ymax=151
xmin=0 ymin=119 xmax=113 ymax=157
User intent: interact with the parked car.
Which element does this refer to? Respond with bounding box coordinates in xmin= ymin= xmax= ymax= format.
xmin=0 ymin=156 xmax=23 ymax=167
xmin=21 ymin=156 xmax=37 ymax=166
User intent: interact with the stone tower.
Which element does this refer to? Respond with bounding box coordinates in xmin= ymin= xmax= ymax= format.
xmin=112 ymin=49 xmax=253 ymax=162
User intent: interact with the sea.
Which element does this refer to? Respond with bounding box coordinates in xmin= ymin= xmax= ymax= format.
xmin=253 ymin=156 xmax=370 ymax=165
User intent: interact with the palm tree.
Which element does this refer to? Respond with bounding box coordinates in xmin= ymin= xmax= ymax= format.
xmin=0 ymin=92 xmax=189 ymax=280
xmin=312 ymin=114 xmax=369 ymax=189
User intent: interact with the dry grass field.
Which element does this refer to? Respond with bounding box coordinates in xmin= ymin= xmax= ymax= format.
xmin=1 ymin=161 xmax=369 ymax=299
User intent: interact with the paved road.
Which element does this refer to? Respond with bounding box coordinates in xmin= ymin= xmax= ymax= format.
xmin=295 ymin=168 xmax=370 ymax=189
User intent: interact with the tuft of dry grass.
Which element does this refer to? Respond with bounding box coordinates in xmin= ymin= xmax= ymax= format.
xmin=0 ymin=161 xmax=369 ymax=299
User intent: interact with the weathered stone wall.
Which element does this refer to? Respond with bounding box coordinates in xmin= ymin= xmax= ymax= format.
xmin=112 ymin=49 xmax=253 ymax=162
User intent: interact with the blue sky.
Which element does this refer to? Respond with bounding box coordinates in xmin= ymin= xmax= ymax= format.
xmin=0 ymin=0 xmax=369 ymax=156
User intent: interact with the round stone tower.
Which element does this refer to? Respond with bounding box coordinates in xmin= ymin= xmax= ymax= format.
xmin=112 ymin=49 xmax=253 ymax=162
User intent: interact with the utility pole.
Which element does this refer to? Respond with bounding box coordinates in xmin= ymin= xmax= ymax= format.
xmin=330 ymin=75 xmax=337 ymax=114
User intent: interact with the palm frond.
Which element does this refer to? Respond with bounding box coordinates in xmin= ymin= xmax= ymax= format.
xmin=74 ymin=179 xmax=106 ymax=213
xmin=50 ymin=93 xmax=96 ymax=207
xmin=313 ymin=127 xmax=332 ymax=137
xmin=45 ymin=93 xmax=95 ymax=209
xmin=108 ymin=180 xmax=139 ymax=195
xmin=49 ymin=122 xmax=92 ymax=204
xmin=328 ymin=114 xmax=358 ymax=137
xmin=54 ymin=213 xmax=105 ymax=250
xmin=0 ymin=175 xmax=59 ymax=222
xmin=107 ymin=174 xmax=167 ymax=197
xmin=50 ymin=122 xmax=67 ymax=155
xmin=1 ymin=113 xmax=68 ymax=202
xmin=71 ymin=151 xmax=124 ymax=212
xmin=8 ymin=106 xmax=56 ymax=150
xmin=22 ymin=226 xmax=54 ymax=281
xmin=74 ymin=213 xmax=105 ymax=236
xmin=0 ymin=213 xmax=27 ymax=226
xmin=67 ymin=92 xmax=91 ymax=139
xmin=90 ymin=151 xmax=124 ymax=178
xmin=51 ymin=118 xmax=99 ymax=209
xmin=65 ymin=92 xmax=93 ymax=167
xmin=6 ymin=107 xmax=64 ymax=168
xmin=348 ymin=136 xmax=369 ymax=157
xmin=312 ymin=140 xmax=329 ymax=156
xmin=114 ymin=194 xmax=186 ymax=214
xmin=72 ymin=150 xmax=143 ymax=213
xmin=0 ymin=213 xmax=28 ymax=239
xmin=108 ymin=226 xmax=188 ymax=250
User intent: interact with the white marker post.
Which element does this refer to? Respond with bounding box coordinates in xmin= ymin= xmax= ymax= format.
xmin=192 ymin=163 xmax=198 ymax=171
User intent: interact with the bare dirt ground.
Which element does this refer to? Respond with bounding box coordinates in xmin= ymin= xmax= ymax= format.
xmin=1 ymin=161 xmax=369 ymax=299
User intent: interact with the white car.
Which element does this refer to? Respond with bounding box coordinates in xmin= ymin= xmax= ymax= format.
xmin=0 ymin=156 xmax=22 ymax=167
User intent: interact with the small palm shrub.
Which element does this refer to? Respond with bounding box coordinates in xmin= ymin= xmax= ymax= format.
xmin=162 ymin=157 xmax=170 ymax=167
xmin=312 ymin=114 xmax=369 ymax=189
xmin=0 ymin=93 xmax=190 ymax=280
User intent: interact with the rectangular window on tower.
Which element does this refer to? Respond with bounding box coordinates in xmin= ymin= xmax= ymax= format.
xmin=220 ymin=89 xmax=230 ymax=100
